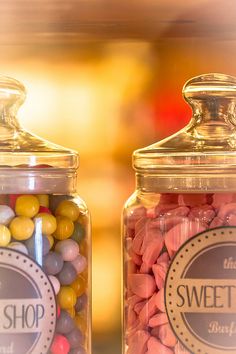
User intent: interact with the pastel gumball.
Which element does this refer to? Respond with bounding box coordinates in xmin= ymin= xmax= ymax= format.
xmin=69 ymin=347 xmax=86 ymax=354
xmin=8 ymin=242 xmax=28 ymax=255
xmin=127 ymin=330 xmax=150 ymax=354
xmin=71 ymin=255 xmax=87 ymax=274
xmin=218 ymin=203 xmax=236 ymax=220
xmin=43 ymin=251 xmax=64 ymax=275
xmin=56 ymin=310 xmax=75 ymax=334
xmin=55 ymin=239 xmax=80 ymax=261
xmin=129 ymin=274 xmax=156 ymax=299
xmin=149 ymin=312 xmax=168 ymax=327
xmin=147 ymin=336 xmax=173 ymax=354
xmin=50 ymin=334 xmax=70 ymax=354
xmin=49 ymin=275 xmax=60 ymax=295
xmin=66 ymin=328 xmax=84 ymax=348
xmin=159 ymin=323 xmax=177 ymax=347
xmin=155 ymin=288 xmax=165 ymax=312
xmin=165 ymin=220 xmax=205 ymax=258
xmin=139 ymin=293 xmax=157 ymax=325
xmin=58 ymin=262 xmax=77 ymax=286
xmin=0 ymin=205 xmax=15 ymax=225
xmin=210 ymin=216 xmax=224 ymax=228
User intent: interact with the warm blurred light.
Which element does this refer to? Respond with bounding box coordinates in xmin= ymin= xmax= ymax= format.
xmin=92 ymin=231 xmax=121 ymax=331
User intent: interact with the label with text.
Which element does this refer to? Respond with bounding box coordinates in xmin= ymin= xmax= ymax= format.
xmin=0 ymin=248 xmax=56 ymax=354
xmin=165 ymin=227 xmax=236 ymax=354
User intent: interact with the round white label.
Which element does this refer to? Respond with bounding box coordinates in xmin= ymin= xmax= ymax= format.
xmin=165 ymin=227 xmax=236 ymax=354
xmin=0 ymin=248 xmax=56 ymax=354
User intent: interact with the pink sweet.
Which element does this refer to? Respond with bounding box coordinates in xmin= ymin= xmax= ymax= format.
xmin=129 ymin=274 xmax=156 ymax=299
xmin=127 ymin=330 xmax=150 ymax=354
xmin=152 ymin=261 xmax=169 ymax=289
xmin=157 ymin=216 xmax=185 ymax=233
xmin=125 ymin=206 xmax=147 ymax=230
xmin=132 ymin=218 xmax=147 ymax=255
xmin=212 ymin=193 xmax=234 ymax=210
xmin=139 ymin=293 xmax=157 ymax=325
xmin=155 ymin=288 xmax=165 ymax=312
xmin=147 ymin=336 xmax=173 ymax=354
xmin=149 ymin=312 xmax=168 ymax=327
xmin=210 ymin=216 xmax=224 ymax=228
xmin=142 ymin=236 xmax=164 ymax=268
xmin=165 ymin=219 xmax=205 ymax=257
xmin=189 ymin=205 xmax=215 ymax=224
xmin=181 ymin=193 xmax=207 ymax=206
xmin=134 ymin=300 xmax=147 ymax=315
xmin=159 ymin=323 xmax=177 ymax=347
xmin=155 ymin=204 xmax=179 ymax=217
xmin=127 ymin=294 xmax=143 ymax=308
xmin=218 ymin=203 xmax=236 ymax=220
xmin=227 ymin=213 xmax=236 ymax=225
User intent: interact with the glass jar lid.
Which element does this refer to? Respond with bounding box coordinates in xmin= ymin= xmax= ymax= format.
xmin=0 ymin=75 xmax=78 ymax=193
xmin=134 ymin=73 xmax=236 ymax=192
xmin=0 ymin=75 xmax=78 ymax=168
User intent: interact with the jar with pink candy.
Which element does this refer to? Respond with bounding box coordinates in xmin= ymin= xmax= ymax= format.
xmin=123 ymin=73 xmax=236 ymax=354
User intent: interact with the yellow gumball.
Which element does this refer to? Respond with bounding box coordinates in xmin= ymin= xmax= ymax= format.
xmin=35 ymin=213 xmax=57 ymax=235
xmin=71 ymin=276 xmax=86 ymax=297
xmin=53 ymin=216 xmax=74 ymax=240
xmin=0 ymin=225 xmax=11 ymax=246
xmin=15 ymin=195 xmax=40 ymax=218
xmin=55 ymin=200 xmax=80 ymax=222
xmin=47 ymin=235 xmax=54 ymax=249
xmin=10 ymin=216 xmax=34 ymax=240
xmin=57 ymin=286 xmax=76 ymax=309
xmin=36 ymin=194 xmax=49 ymax=208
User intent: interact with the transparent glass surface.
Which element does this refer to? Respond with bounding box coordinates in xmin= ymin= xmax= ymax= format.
xmin=123 ymin=73 xmax=236 ymax=354
xmin=0 ymin=75 xmax=91 ymax=354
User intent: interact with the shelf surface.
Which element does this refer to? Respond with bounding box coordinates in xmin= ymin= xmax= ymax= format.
xmin=0 ymin=0 xmax=235 ymax=44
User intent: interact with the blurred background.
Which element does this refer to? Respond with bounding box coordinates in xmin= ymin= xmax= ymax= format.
xmin=0 ymin=0 xmax=236 ymax=352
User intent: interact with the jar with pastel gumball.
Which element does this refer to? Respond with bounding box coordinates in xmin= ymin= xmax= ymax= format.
xmin=0 ymin=75 xmax=91 ymax=354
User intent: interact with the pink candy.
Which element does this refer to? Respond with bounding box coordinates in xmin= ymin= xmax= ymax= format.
xmin=124 ymin=192 xmax=236 ymax=354
xmin=129 ymin=274 xmax=156 ymax=299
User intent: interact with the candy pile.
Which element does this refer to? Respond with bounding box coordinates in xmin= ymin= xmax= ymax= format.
xmin=124 ymin=193 xmax=236 ymax=354
xmin=0 ymin=194 xmax=89 ymax=354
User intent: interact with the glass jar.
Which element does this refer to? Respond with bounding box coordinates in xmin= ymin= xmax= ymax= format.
xmin=0 ymin=75 xmax=91 ymax=354
xmin=123 ymin=73 xmax=236 ymax=354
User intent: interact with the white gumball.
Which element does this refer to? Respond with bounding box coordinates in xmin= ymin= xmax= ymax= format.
xmin=55 ymin=239 xmax=79 ymax=261
xmin=0 ymin=205 xmax=15 ymax=225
